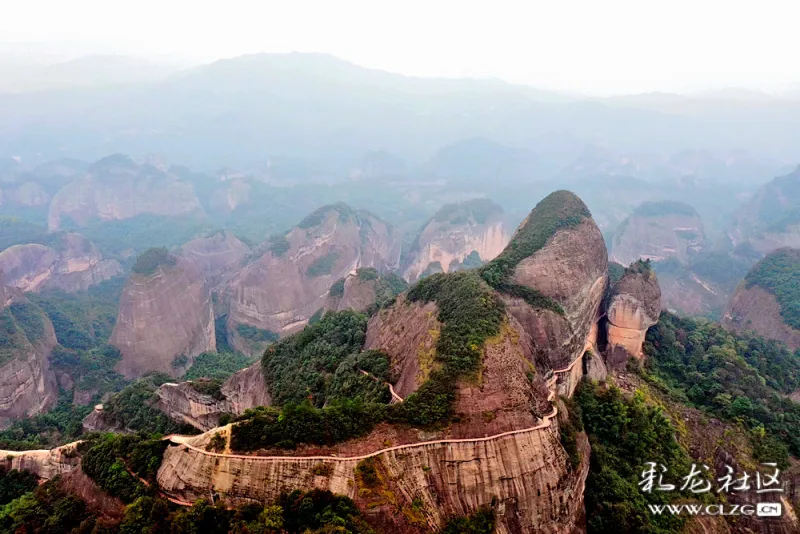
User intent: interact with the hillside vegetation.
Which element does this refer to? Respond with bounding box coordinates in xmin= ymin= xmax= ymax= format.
xmin=743 ymin=247 xmax=800 ymax=329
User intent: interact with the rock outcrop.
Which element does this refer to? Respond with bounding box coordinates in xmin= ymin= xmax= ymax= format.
xmin=403 ymin=199 xmax=508 ymax=282
xmin=325 ymin=268 xmax=407 ymax=315
xmin=154 ymin=362 xmax=271 ymax=431
xmin=492 ymin=191 xmax=608 ymax=382
xmin=111 ymin=255 xmax=215 ymax=378
xmin=0 ymin=441 xmax=81 ymax=479
xmin=723 ymin=248 xmax=800 ymax=349
xmin=180 ymin=231 xmax=250 ymax=284
xmin=0 ymin=233 xmax=122 ymax=293
xmin=729 ymin=166 xmax=800 ymax=255
xmin=611 ymin=200 xmax=706 ymax=267
xmin=605 ymin=261 xmax=662 ymax=369
xmin=0 ymin=288 xmax=59 ymax=429
xmin=225 ymin=203 xmax=401 ymax=353
xmin=47 ymin=154 xmax=202 ymax=230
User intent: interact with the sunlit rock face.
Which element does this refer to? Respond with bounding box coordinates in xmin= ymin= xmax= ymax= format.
xmin=605 ymin=264 xmax=661 ymax=369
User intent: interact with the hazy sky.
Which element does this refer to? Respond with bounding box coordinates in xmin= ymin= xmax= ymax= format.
xmin=2 ymin=0 xmax=798 ymax=95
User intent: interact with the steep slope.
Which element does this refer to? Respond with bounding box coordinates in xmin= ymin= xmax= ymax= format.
xmin=155 ymin=190 xmax=614 ymax=532
xmin=605 ymin=260 xmax=661 ymax=369
xmin=481 ymin=190 xmax=608 ymax=380
xmin=110 ymin=249 xmax=215 ymax=378
xmin=403 ymin=198 xmax=508 ymax=283
xmin=729 ymin=165 xmax=800 ymax=254
xmin=611 ymin=200 xmax=706 ymax=266
xmin=0 ymin=233 xmax=122 ymax=293
xmin=225 ymin=203 xmax=401 ymax=353
xmin=47 ymin=154 xmax=203 ymax=230
xmin=723 ymin=247 xmax=800 ymax=349
xmin=0 ymin=287 xmax=58 ymax=428
xmin=179 ymin=230 xmax=250 ymax=284
xmin=324 ymin=268 xmax=407 ymax=314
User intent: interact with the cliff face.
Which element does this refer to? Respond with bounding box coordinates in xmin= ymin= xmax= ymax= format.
xmin=325 ymin=269 xmax=407 ymax=315
xmin=499 ymin=193 xmax=608 ymax=377
xmin=225 ymin=204 xmax=401 ymax=353
xmin=154 ymin=362 xmax=271 ymax=431
xmin=724 ymin=286 xmax=800 ymax=350
xmin=0 ymin=441 xmax=81 ymax=479
xmin=111 ymin=257 xmax=215 ymax=378
xmin=158 ymin=422 xmax=588 ymax=534
xmin=729 ymin=166 xmax=800 ymax=254
xmin=611 ymin=201 xmax=706 ymax=267
xmin=605 ymin=264 xmax=661 ymax=369
xmin=0 ymin=233 xmax=122 ymax=293
xmin=723 ymin=248 xmax=800 ymax=349
xmin=180 ymin=231 xmax=250 ymax=285
xmin=47 ymin=154 xmax=202 ymax=230
xmin=403 ymin=199 xmax=509 ymax=283
xmin=0 ymin=289 xmax=59 ymax=429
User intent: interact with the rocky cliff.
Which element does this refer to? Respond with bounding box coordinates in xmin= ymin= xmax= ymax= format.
xmin=47 ymin=154 xmax=203 ymax=230
xmin=490 ymin=190 xmax=608 ymax=381
xmin=611 ymin=200 xmax=706 ymax=267
xmin=403 ymin=199 xmax=508 ymax=282
xmin=0 ymin=288 xmax=59 ymax=428
xmin=0 ymin=233 xmax=122 ymax=293
xmin=325 ymin=268 xmax=407 ymax=315
xmin=110 ymin=255 xmax=215 ymax=378
xmin=154 ymin=362 xmax=271 ymax=431
xmin=0 ymin=441 xmax=81 ymax=479
xmin=723 ymin=248 xmax=800 ymax=349
xmin=180 ymin=231 xmax=250 ymax=285
xmin=225 ymin=203 xmax=401 ymax=353
xmin=605 ymin=261 xmax=661 ymax=369
xmin=729 ymin=166 xmax=800 ymax=255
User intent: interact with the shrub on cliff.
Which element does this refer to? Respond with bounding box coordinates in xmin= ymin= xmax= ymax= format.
xmin=131 ymin=247 xmax=176 ymax=276
xmin=743 ymin=248 xmax=800 ymax=329
xmin=479 ymin=190 xmax=589 ymax=313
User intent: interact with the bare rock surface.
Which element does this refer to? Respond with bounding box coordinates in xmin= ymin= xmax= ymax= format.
xmin=0 ymin=289 xmax=58 ymax=428
xmin=0 ymin=233 xmax=122 ymax=293
xmin=47 ymin=154 xmax=202 ymax=230
xmin=403 ymin=199 xmax=508 ymax=283
xmin=605 ymin=264 xmax=661 ymax=369
xmin=611 ymin=201 xmax=706 ymax=266
xmin=111 ymin=257 xmax=215 ymax=378
xmin=723 ymin=285 xmax=800 ymax=350
xmin=154 ymin=362 xmax=271 ymax=431
xmin=180 ymin=230 xmax=250 ymax=284
xmin=225 ymin=203 xmax=400 ymax=353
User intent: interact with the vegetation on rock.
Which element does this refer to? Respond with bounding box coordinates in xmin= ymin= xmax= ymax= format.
xmin=743 ymin=248 xmax=800 ymax=329
xmin=480 ymin=190 xmax=589 ymax=313
xmin=131 ymin=246 xmax=177 ymax=276
xmin=183 ymin=351 xmax=254 ymax=381
xmin=305 ymin=251 xmax=339 ymax=277
xmin=646 ymin=311 xmax=800 ymax=466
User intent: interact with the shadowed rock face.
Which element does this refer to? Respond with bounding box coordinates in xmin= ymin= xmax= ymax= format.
xmin=611 ymin=201 xmax=706 ymax=267
xmin=605 ymin=264 xmax=661 ymax=369
xmin=225 ymin=204 xmax=400 ymax=353
xmin=47 ymin=154 xmax=202 ymax=230
xmin=403 ymin=199 xmax=508 ymax=283
xmin=111 ymin=257 xmax=215 ymax=378
xmin=180 ymin=231 xmax=250 ymax=284
xmin=0 ymin=289 xmax=58 ymax=428
xmin=0 ymin=233 xmax=122 ymax=293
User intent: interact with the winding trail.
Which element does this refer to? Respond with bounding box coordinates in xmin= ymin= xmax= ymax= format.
xmin=163 ymin=353 xmax=584 ymax=463
xmin=358 ymin=369 xmax=403 ymax=403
